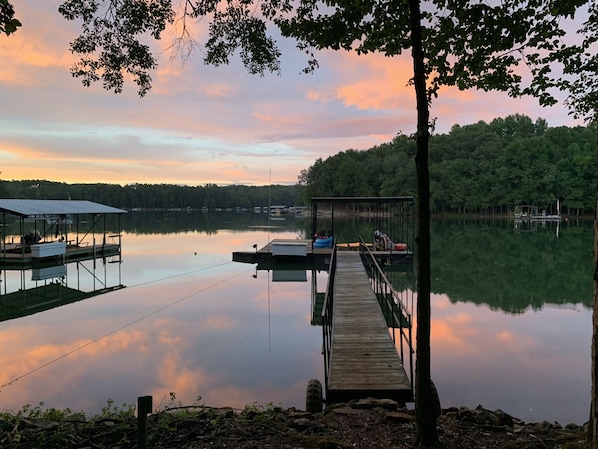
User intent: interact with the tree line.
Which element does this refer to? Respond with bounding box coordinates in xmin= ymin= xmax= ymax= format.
xmin=2 ymin=114 xmax=595 ymax=215
xmin=0 ymin=181 xmax=298 ymax=211
xmin=298 ymin=114 xmax=597 ymax=215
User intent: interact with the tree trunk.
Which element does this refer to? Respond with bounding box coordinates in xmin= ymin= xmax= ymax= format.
xmin=409 ymin=0 xmax=438 ymax=446
xmin=589 ymin=190 xmax=598 ymax=449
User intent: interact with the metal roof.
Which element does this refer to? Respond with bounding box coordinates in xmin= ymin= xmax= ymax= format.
xmin=311 ymin=196 xmax=415 ymax=204
xmin=0 ymin=200 xmax=127 ymax=218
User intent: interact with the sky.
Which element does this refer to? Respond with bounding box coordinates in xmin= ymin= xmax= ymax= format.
xmin=0 ymin=1 xmax=586 ymax=187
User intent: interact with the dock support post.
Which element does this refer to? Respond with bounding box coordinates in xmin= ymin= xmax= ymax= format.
xmin=137 ymin=395 xmax=152 ymax=449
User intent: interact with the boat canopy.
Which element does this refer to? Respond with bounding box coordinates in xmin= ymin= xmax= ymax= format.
xmin=0 ymin=199 xmax=126 ymax=218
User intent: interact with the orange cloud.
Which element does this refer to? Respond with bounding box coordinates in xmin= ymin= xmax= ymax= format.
xmin=305 ymin=88 xmax=336 ymax=104
xmin=432 ymin=293 xmax=454 ymax=310
xmin=324 ymin=52 xmax=414 ymax=110
xmin=430 ymin=319 xmax=471 ymax=350
xmin=156 ymin=353 xmax=207 ymax=399
xmin=0 ymin=13 xmax=78 ymax=87
xmin=199 ymin=315 xmax=237 ymax=330
xmin=0 ymin=328 xmax=149 ymax=392
xmin=254 ymin=109 xmax=308 ymax=126
xmin=158 ymin=330 xmax=184 ymax=346
xmin=495 ymin=330 xmax=515 ymax=343
xmin=203 ymin=83 xmax=238 ymax=98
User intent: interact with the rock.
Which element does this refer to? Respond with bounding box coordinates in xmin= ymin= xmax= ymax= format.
xmin=351 ymin=398 xmax=378 ymax=409
xmin=33 ymin=420 xmax=60 ymax=430
xmin=214 ymin=407 xmax=235 ymax=418
xmin=0 ymin=400 xmax=586 ymax=449
xmin=17 ymin=418 xmax=37 ymax=429
xmin=368 ymin=398 xmax=400 ymax=411
xmin=456 ymin=407 xmax=474 ymax=422
xmin=65 ymin=412 xmax=87 ymax=423
xmin=536 ymin=420 xmax=558 ymax=429
xmin=473 ymin=408 xmax=500 ymax=426
xmin=288 ymin=409 xmax=312 ymax=420
xmin=291 ymin=418 xmax=313 ymax=430
xmin=493 ymin=409 xmax=514 ymax=427
xmin=331 ymin=407 xmax=366 ymax=416
xmin=385 ymin=412 xmax=415 ymax=423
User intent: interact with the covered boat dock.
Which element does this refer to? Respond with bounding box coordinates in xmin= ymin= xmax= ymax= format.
xmin=0 ymin=199 xmax=127 ymax=268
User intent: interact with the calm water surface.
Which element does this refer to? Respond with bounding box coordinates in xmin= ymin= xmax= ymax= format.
xmin=0 ymin=212 xmax=591 ymax=425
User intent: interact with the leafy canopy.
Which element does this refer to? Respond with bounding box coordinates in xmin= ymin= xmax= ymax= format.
xmin=56 ymin=0 xmax=594 ymax=122
xmin=59 ymin=0 xmax=175 ymax=96
xmin=275 ymin=0 xmax=594 ymax=118
xmin=0 ymin=0 xmax=21 ymax=36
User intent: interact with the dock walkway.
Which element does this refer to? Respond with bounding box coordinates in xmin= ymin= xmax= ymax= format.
xmin=326 ymin=252 xmax=412 ymax=403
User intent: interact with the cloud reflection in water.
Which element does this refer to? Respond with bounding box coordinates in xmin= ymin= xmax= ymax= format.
xmin=0 ymin=230 xmax=323 ymax=416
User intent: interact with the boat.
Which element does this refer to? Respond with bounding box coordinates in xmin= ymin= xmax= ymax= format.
xmin=514 ymin=203 xmax=561 ymax=222
xmin=313 ymin=236 xmax=334 ymax=248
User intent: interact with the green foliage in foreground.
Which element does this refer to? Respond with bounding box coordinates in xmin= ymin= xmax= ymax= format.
xmin=0 ymin=395 xmax=288 ymax=449
xmin=299 ymin=115 xmax=597 ymax=215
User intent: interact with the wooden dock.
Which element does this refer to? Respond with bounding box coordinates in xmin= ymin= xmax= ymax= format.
xmin=326 ymin=252 xmax=412 ymax=403
xmin=232 ymin=239 xmax=333 ymax=269
xmin=0 ymin=243 xmax=121 ymax=269
xmin=261 ymin=239 xmax=333 ymax=256
xmin=233 ymin=239 xmax=411 ymax=266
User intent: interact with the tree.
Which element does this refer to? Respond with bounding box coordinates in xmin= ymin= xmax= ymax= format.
xmin=296 ymin=118 xmax=596 ymax=214
xmin=54 ymin=0 xmax=592 ymax=446
xmin=593 ymin=190 xmax=598 ymax=449
xmin=524 ymin=2 xmax=597 ymax=124
xmin=0 ymin=0 xmax=20 ymax=36
xmin=535 ymin=4 xmax=598 ymax=446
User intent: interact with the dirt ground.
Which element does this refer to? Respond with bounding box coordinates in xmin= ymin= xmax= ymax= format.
xmin=0 ymin=398 xmax=587 ymax=448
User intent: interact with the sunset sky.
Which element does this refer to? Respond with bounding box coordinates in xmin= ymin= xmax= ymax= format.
xmin=0 ymin=1 xmax=585 ymax=186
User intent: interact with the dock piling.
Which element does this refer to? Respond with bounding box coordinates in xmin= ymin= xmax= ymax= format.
xmin=137 ymin=395 xmax=153 ymax=449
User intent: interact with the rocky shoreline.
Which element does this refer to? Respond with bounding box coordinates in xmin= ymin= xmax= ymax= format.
xmin=0 ymin=398 xmax=587 ymax=448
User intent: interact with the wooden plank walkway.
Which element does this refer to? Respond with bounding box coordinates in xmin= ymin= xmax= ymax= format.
xmin=327 ymin=252 xmax=412 ymax=403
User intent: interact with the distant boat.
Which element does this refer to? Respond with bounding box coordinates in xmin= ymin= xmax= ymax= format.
xmin=270 ymin=205 xmax=288 ymax=215
xmin=46 ymin=215 xmax=73 ymax=225
xmin=514 ymin=203 xmax=561 ymax=221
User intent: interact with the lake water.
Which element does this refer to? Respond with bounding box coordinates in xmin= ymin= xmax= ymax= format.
xmin=0 ymin=212 xmax=592 ymax=425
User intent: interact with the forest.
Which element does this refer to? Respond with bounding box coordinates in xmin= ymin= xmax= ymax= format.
xmin=1 ymin=115 xmax=595 ymax=214
xmin=298 ymin=115 xmax=597 ymax=215
xmin=0 ymin=181 xmax=298 ymax=211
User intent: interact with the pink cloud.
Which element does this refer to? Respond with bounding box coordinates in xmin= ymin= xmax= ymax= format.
xmin=0 ymin=0 xmax=582 ymax=186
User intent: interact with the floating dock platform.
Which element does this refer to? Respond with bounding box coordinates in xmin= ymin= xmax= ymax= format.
xmin=233 ymin=238 xmax=412 ymax=271
xmin=233 ymin=239 xmax=332 ymax=271
xmin=0 ymin=242 xmax=122 ymax=269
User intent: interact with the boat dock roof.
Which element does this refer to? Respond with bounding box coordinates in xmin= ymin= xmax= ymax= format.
xmin=0 ymin=199 xmax=127 ymax=217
